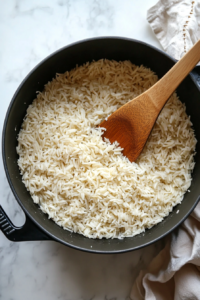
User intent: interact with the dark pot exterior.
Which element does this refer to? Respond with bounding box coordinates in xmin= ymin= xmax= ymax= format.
xmin=1 ymin=37 xmax=200 ymax=253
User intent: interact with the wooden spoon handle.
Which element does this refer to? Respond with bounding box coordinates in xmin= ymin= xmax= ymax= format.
xmin=147 ymin=39 xmax=200 ymax=111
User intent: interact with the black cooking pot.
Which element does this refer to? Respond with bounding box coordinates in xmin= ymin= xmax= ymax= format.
xmin=1 ymin=37 xmax=200 ymax=253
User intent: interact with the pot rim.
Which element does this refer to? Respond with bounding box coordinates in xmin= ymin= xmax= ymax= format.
xmin=2 ymin=36 xmax=200 ymax=253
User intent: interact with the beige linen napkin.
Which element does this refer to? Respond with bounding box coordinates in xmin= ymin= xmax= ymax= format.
xmin=146 ymin=0 xmax=200 ymax=61
xmin=130 ymin=202 xmax=200 ymax=300
xmin=130 ymin=1 xmax=200 ymax=299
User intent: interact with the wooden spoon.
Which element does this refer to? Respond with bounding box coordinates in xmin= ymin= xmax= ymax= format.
xmin=99 ymin=40 xmax=200 ymax=162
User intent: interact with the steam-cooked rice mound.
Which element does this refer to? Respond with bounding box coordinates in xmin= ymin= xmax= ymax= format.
xmin=17 ymin=60 xmax=196 ymax=239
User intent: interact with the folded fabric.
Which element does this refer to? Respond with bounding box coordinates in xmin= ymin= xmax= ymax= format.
xmin=130 ymin=202 xmax=200 ymax=300
xmin=147 ymin=0 xmax=200 ymax=62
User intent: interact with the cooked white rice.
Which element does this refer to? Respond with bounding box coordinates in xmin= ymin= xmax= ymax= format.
xmin=17 ymin=59 xmax=196 ymax=239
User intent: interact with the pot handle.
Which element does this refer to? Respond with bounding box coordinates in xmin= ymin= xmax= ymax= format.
xmin=0 ymin=205 xmax=51 ymax=241
xmin=190 ymin=66 xmax=200 ymax=90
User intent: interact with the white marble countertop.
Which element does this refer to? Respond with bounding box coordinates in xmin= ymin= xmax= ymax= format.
xmin=0 ymin=1 xmax=164 ymax=299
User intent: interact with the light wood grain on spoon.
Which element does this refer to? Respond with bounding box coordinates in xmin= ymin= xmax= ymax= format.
xmin=99 ymin=40 xmax=200 ymax=162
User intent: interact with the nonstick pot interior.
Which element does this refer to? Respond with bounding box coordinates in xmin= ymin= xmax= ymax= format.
xmin=3 ymin=37 xmax=200 ymax=253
